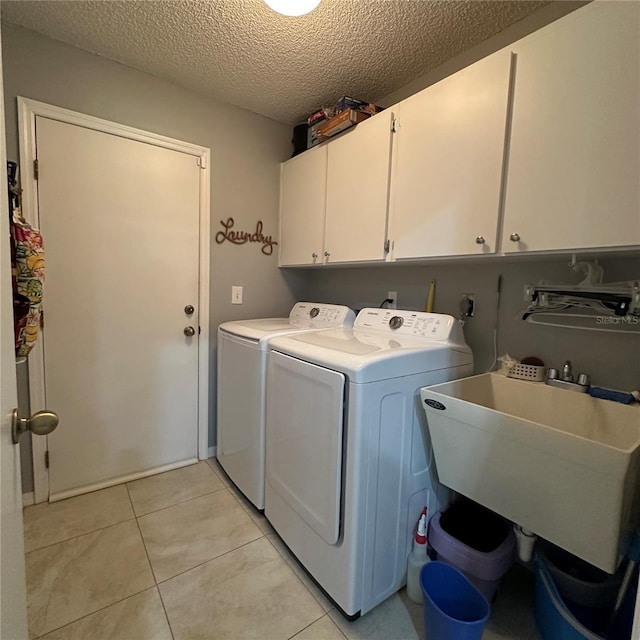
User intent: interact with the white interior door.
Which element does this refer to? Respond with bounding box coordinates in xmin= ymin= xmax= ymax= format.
xmin=35 ymin=116 xmax=201 ymax=500
xmin=0 ymin=35 xmax=28 ymax=635
xmin=266 ymin=351 xmax=344 ymax=545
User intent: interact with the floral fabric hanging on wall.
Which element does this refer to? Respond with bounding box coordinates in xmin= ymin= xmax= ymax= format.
xmin=12 ymin=213 xmax=45 ymax=357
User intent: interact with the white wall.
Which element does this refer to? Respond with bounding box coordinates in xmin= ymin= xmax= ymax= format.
xmin=1 ymin=22 xmax=300 ymax=475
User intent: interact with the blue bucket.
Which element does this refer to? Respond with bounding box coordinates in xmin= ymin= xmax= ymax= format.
xmin=420 ymin=561 xmax=491 ymax=640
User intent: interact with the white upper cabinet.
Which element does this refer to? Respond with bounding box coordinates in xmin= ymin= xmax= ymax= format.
xmin=388 ymin=49 xmax=512 ymax=260
xmin=324 ymin=111 xmax=394 ymax=264
xmin=279 ymin=145 xmax=327 ymax=266
xmin=502 ymin=1 xmax=640 ymax=254
xmin=279 ymin=111 xmax=393 ymax=266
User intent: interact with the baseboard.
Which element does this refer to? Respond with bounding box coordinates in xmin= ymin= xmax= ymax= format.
xmin=207 ymin=446 xmax=217 ymax=459
xmin=22 ymin=492 xmax=35 ymax=507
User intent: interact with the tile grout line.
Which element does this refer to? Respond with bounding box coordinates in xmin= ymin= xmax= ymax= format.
xmin=25 ymin=515 xmax=145 ymax=558
xmin=24 ymin=470 xmax=226 ymax=554
xmin=263 ymin=534 xmax=338 ymax=620
xmin=286 ymin=612 xmax=349 ymax=640
xmin=24 ymin=513 xmax=137 ymax=555
xmin=125 ymin=483 xmax=157 ymax=584
xmin=133 ymin=484 xmax=227 ymax=519
xmin=155 ymin=534 xmax=267 ymax=586
xmin=31 ymin=586 xmax=159 ymax=639
xmin=155 ymin=584 xmax=176 ymax=640
xmin=129 ymin=460 xmax=225 ymax=518
xmin=126 ymin=482 xmax=176 ymax=640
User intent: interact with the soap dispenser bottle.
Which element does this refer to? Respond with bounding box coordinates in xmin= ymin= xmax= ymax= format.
xmin=406 ymin=507 xmax=429 ymax=604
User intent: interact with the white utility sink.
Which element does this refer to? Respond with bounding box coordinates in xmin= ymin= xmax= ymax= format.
xmin=420 ymin=373 xmax=640 ymax=573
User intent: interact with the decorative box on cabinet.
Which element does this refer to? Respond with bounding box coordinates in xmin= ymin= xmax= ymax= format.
xmin=502 ymin=1 xmax=640 ymax=254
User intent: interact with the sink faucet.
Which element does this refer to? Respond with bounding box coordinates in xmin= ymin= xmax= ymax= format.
xmin=546 ymin=361 xmax=590 ymax=393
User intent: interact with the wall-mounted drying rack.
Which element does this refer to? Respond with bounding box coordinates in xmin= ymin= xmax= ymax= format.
xmin=522 ymin=258 xmax=640 ymax=333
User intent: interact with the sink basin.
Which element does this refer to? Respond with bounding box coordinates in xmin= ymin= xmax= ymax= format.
xmin=420 ymin=373 xmax=640 ymax=573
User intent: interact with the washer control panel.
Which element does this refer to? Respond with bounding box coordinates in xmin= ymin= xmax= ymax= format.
xmin=289 ymin=303 xmax=355 ymax=327
xmin=356 ymin=308 xmax=456 ymax=340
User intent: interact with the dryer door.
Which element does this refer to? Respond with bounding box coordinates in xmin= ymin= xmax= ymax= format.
xmin=266 ymin=351 xmax=345 ymax=545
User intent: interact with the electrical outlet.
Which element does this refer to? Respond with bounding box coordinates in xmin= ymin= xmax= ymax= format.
xmin=460 ymin=293 xmax=475 ymax=318
xmin=231 ymin=286 xmax=243 ymax=305
xmin=387 ymin=291 xmax=397 ymax=309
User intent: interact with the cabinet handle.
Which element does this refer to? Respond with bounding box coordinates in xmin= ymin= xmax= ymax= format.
xmin=510 ymin=233 xmax=521 ymax=242
xmin=475 ymin=236 xmax=485 ymax=245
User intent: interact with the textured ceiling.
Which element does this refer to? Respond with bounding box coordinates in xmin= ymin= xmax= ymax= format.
xmin=1 ymin=0 xmax=551 ymax=125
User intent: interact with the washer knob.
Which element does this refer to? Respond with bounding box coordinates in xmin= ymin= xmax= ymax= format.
xmin=389 ymin=316 xmax=404 ymax=330
xmin=310 ymin=307 xmax=320 ymax=318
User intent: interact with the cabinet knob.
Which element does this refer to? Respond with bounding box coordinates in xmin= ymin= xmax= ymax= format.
xmin=475 ymin=236 xmax=485 ymax=245
xmin=311 ymin=252 xmax=318 ymax=260
xmin=510 ymin=232 xmax=521 ymax=242
xmin=324 ymin=251 xmax=330 ymax=261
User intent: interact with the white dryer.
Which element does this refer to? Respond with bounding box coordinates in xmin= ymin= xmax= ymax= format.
xmin=217 ymin=303 xmax=355 ymax=510
xmin=264 ymin=308 xmax=473 ymax=619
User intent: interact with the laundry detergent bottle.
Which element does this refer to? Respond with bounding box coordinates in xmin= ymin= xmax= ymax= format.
xmin=406 ymin=507 xmax=429 ymax=603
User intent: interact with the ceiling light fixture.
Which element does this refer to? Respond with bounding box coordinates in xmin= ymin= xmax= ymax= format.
xmin=263 ymin=0 xmax=321 ymax=17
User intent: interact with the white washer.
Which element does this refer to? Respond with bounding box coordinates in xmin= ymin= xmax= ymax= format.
xmin=265 ymin=308 xmax=473 ymax=619
xmin=217 ymin=303 xmax=355 ymax=510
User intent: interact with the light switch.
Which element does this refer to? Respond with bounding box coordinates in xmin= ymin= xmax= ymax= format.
xmin=232 ymin=286 xmax=243 ymax=304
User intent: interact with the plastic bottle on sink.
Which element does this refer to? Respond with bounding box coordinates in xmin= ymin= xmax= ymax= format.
xmin=406 ymin=507 xmax=430 ymax=603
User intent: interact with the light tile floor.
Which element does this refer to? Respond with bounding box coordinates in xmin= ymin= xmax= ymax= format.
xmin=23 ymin=459 xmax=541 ymax=640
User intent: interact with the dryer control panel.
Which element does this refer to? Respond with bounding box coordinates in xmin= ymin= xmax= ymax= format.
xmin=289 ymin=303 xmax=356 ymax=328
xmin=355 ymin=308 xmax=459 ymax=341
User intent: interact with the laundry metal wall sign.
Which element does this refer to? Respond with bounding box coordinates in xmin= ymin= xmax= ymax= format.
xmin=215 ymin=217 xmax=277 ymax=256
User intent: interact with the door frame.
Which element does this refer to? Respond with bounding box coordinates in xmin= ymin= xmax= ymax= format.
xmin=18 ymin=97 xmax=211 ymax=503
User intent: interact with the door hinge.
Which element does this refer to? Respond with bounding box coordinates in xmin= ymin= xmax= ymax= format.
xmin=45 ymin=450 xmax=49 ymax=468
xmin=34 ymin=159 xmax=39 ymax=180
xmin=197 ymin=156 xmax=207 ymax=169
xmin=384 ymin=239 xmax=391 ymax=253
xmin=391 ymin=118 xmax=397 ymax=133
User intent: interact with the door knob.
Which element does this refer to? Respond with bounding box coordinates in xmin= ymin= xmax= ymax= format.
xmin=12 ymin=408 xmax=59 ymax=444
xmin=184 ymin=326 xmax=196 ymax=337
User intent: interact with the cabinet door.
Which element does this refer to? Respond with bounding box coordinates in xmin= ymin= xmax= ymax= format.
xmin=279 ymin=145 xmax=327 ymax=266
xmin=324 ymin=111 xmax=394 ymax=263
xmin=389 ymin=50 xmax=511 ymax=259
xmin=503 ymin=2 xmax=640 ymax=253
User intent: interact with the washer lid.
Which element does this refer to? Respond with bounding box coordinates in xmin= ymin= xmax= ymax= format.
xmin=219 ymin=317 xmax=293 ymax=342
xmin=218 ymin=303 xmax=355 ymax=342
